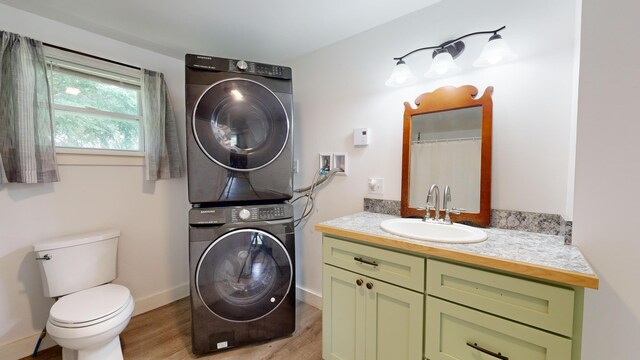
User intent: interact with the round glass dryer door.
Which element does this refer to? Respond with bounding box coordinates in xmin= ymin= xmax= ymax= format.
xmin=195 ymin=229 xmax=292 ymax=322
xmin=192 ymin=78 xmax=290 ymax=172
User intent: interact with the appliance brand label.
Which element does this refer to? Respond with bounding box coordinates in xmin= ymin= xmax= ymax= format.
xmin=217 ymin=341 xmax=228 ymax=349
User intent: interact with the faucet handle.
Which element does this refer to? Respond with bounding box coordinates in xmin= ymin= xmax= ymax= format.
xmin=444 ymin=207 xmax=465 ymax=224
xmin=421 ymin=203 xmax=433 ymax=221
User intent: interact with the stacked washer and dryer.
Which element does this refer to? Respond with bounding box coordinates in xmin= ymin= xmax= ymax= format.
xmin=185 ymin=54 xmax=296 ymax=355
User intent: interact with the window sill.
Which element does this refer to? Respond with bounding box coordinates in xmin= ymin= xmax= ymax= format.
xmin=56 ymin=148 xmax=144 ymax=166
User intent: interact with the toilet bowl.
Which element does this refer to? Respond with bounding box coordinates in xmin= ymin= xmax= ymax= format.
xmin=46 ymin=284 xmax=134 ymax=360
xmin=33 ymin=230 xmax=134 ymax=360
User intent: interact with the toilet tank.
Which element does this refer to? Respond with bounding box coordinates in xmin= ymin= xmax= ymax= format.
xmin=33 ymin=229 xmax=120 ymax=298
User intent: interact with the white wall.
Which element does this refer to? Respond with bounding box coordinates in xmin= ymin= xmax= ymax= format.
xmin=0 ymin=0 xmax=591 ymax=355
xmin=289 ymin=0 xmax=580 ymax=302
xmin=0 ymin=3 xmax=189 ymax=353
xmin=574 ymin=1 xmax=640 ymax=358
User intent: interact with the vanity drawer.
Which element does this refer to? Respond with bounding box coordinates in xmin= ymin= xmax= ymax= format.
xmin=426 ymin=296 xmax=572 ymax=360
xmin=323 ymin=236 xmax=425 ymax=292
xmin=427 ymin=259 xmax=575 ymax=337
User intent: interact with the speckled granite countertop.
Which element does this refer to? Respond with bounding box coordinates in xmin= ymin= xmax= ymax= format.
xmin=315 ymin=212 xmax=598 ymax=289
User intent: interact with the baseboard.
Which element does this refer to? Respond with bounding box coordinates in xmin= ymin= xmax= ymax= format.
xmin=132 ymin=282 xmax=190 ymax=317
xmin=295 ymin=285 xmax=322 ymax=310
xmin=0 ymin=332 xmax=56 ymax=360
xmin=0 ymin=283 xmax=190 ymax=360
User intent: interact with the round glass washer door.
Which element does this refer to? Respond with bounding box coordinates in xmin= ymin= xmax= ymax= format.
xmin=195 ymin=229 xmax=292 ymax=322
xmin=192 ymin=78 xmax=290 ymax=172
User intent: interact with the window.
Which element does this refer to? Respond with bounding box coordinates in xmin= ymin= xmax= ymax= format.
xmin=45 ymin=47 xmax=143 ymax=155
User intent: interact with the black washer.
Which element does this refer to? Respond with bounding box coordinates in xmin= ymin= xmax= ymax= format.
xmin=189 ymin=204 xmax=295 ymax=355
xmin=195 ymin=228 xmax=292 ymax=322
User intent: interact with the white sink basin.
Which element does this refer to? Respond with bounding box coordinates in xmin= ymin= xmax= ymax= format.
xmin=380 ymin=218 xmax=487 ymax=244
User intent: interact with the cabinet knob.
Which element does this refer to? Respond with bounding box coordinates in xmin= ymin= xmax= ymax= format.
xmin=356 ymin=279 xmax=363 ymax=286
xmin=366 ymin=282 xmax=373 ymax=289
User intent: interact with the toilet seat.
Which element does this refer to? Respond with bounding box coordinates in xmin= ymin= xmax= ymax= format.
xmin=49 ymin=284 xmax=131 ymax=328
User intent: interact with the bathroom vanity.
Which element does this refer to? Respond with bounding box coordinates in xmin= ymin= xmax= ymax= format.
xmin=316 ymin=212 xmax=598 ymax=360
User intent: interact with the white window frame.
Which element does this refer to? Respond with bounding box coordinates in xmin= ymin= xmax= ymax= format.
xmin=44 ymin=46 xmax=145 ymax=166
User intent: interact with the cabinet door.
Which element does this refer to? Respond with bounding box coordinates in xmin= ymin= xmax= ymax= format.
xmin=323 ymin=265 xmax=366 ymax=360
xmin=426 ymin=296 xmax=572 ymax=360
xmin=365 ymin=278 xmax=424 ymax=360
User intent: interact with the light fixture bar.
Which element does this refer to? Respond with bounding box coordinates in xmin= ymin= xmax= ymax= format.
xmin=386 ymin=25 xmax=515 ymax=86
xmin=392 ymin=26 xmax=506 ymax=61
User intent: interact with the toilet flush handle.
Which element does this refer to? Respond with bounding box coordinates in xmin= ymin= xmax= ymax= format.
xmin=35 ymin=254 xmax=51 ymax=261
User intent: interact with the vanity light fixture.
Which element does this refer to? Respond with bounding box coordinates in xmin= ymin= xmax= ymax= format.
xmin=385 ymin=25 xmax=517 ymax=86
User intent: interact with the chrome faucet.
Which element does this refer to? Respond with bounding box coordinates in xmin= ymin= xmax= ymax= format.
xmin=443 ymin=185 xmax=452 ymax=215
xmin=443 ymin=185 xmax=463 ymax=224
xmin=426 ymin=184 xmax=440 ymax=221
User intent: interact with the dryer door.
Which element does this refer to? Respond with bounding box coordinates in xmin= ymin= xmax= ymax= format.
xmin=192 ymin=78 xmax=290 ymax=172
xmin=195 ymin=228 xmax=293 ymax=322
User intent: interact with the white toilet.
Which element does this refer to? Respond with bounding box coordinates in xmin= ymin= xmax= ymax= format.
xmin=33 ymin=230 xmax=134 ymax=360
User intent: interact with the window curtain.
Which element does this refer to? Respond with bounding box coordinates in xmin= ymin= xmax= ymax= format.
xmin=141 ymin=69 xmax=184 ymax=181
xmin=409 ymin=139 xmax=481 ymax=212
xmin=0 ymin=31 xmax=59 ymax=184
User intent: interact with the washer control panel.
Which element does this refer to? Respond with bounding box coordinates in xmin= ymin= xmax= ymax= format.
xmin=258 ymin=206 xmax=286 ymax=220
xmin=230 ymin=204 xmax=291 ymax=223
xmin=190 ymin=204 xmax=293 ymax=225
xmin=232 ymin=207 xmax=259 ymax=222
xmin=189 ymin=207 xmax=226 ymax=225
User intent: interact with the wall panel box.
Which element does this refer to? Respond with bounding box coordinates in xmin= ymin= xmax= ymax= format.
xmin=333 ymin=153 xmax=347 ymax=175
xmin=319 ymin=153 xmax=332 ymax=172
xmin=353 ymin=128 xmax=370 ymax=146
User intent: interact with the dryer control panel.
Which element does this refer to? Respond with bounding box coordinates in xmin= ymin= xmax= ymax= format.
xmin=186 ymin=54 xmax=292 ymax=80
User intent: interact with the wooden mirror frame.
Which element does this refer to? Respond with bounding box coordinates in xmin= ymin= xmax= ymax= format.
xmin=401 ymin=85 xmax=493 ymax=227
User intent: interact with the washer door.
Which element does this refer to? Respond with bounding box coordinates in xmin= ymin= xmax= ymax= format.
xmin=195 ymin=229 xmax=292 ymax=322
xmin=192 ymin=78 xmax=290 ymax=172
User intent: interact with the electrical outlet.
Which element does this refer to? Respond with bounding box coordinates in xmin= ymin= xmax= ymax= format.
xmin=367 ymin=178 xmax=384 ymax=195
xmin=293 ymin=159 xmax=299 ymax=173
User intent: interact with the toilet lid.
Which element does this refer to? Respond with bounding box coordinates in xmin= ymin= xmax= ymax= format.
xmin=50 ymin=284 xmax=131 ymax=328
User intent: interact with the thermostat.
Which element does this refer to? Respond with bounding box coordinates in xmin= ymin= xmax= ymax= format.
xmin=354 ymin=128 xmax=370 ymax=146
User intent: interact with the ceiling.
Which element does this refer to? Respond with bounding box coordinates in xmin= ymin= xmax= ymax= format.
xmin=0 ymin=0 xmax=440 ymax=63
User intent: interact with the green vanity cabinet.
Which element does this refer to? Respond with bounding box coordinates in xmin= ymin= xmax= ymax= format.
xmin=322 ymin=236 xmax=425 ymax=360
xmin=425 ymin=297 xmax=572 ymax=360
xmin=321 ymin=235 xmax=586 ymax=360
xmin=425 ymin=259 xmax=582 ymax=360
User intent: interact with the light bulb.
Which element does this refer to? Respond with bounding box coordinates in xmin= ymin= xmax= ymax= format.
xmin=425 ymin=51 xmax=461 ymax=78
xmin=474 ymin=34 xmax=518 ymax=68
xmin=385 ymin=60 xmax=418 ymax=87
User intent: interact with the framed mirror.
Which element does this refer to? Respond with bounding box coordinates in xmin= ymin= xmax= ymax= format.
xmin=401 ymin=85 xmax=493 ymax=227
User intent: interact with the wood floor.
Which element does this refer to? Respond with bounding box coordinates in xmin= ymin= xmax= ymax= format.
xmin=25 ymin=297 xmax=322 ymax=360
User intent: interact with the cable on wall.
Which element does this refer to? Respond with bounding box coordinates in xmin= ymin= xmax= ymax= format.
xmin=290 ymin=168 xmax=340 ymax=227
